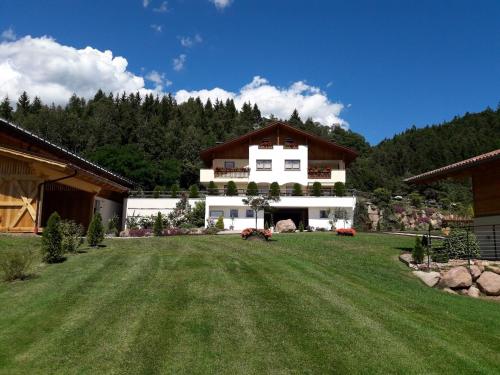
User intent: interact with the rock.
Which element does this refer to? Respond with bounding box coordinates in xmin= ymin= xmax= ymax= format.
xmin=120 ymin=229 xmax=130 ymax=237
xmin=412 ymin=271 xmax=441 ymax=287
xmin=399 ymin=253 xmax=413 ymax=266
xmin=469 ymin=265 xmax=482 ymax=280
xmin=476 ymin=272 xmax=500 ymax=296
xmin=276 ymin=219 xmax=296 ymax=233
xmin=485 ymin=265 xmax=500 ymax=275
xmin=438 ymin=266 xmax=472 ymax=289
xmin=467 ymin=286 xmax=481 ymax=298
xmin=443 ymin=288 xmax=457 ymax=295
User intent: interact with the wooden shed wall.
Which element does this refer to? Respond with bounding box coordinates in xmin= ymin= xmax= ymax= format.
xmin=472 ymin=161 xmax=500 ymax=217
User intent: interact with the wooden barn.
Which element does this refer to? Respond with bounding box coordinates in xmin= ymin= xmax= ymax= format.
xmin=405 ymin=149 xmax=500 ymax=259
xmin=0 ymin=118 xmax=134 ymax=233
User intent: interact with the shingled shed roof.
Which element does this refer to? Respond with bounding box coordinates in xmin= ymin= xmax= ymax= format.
xmin=404 ymin=149 xmax=500 ymax=184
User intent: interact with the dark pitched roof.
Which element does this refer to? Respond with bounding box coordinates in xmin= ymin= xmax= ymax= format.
xmin=405 ymin=149 xmax=500 ymax=183
xmin=0 ymin=118 xmax=134 ymax=188
xmin=200 ymin=121 xmax=358 ymax=163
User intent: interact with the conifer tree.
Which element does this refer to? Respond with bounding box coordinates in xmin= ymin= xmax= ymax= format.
xmin=41 ymin=212 xmax=64 ymax=263
xmin=153 ymin=212 xmax=164 ymax=236
xmin=16 ymin=91 xmax=30 ymax=115
xmin=87 ymin=213 xmax=104 ymax=247
xmin=215 ymin=215 xmax=225 ymax=230
xmin=207 ymin=181 xmax=218 ymax=195
xmin=0 ymin=96 xmax=13 ymax=120
xmin=189 ymin=184 xmax=200 ymax=198
xmin=269 ymin=182 xmax=280 ymax=197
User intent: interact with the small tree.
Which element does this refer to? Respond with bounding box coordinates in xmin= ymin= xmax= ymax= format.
xmin=168 ymin=193 xmax=191 ymax=227
xmin=292 ymin=183 xmax=303 ymax=196
xmin=60 ymin=220 xmax=84 ymax=253
xmin=187 ymin=201 xmax=206 ymax=227
xmin=269 ymin=182 xmax=280 ymax=197
xmin=153 ymin=185 xmax=165 ymax=198
xmin=242 ymin=194 xmax=280 ymax=229
xmin=215 ymin=215 xmax=225 ymax=230
xmin=226 ymin=181 xmax=238 ymax=196
xmin=41 ymin=212 xmax=64 ymax=263
xmin=334 ymin=182 xmax=346 ymax=197
xmin=246 ymin=181 xmax=258 ymax=196
xmin=412 ymin=236 xmax=425 ymax=264
xmin=87 ymin=212 xmax=105 ymax=247
xmin=299 ymin=221 xmax=304 ymax=232
xmin=312 ymin=182 xmax=322 ymax=197
xmin=207 ymin=181 xmax=218 ymax=195
xmin=153 ymin=212 xmax=164 ymax=236
xmin=189 ymin=184 xmax=200 ymax=198
xmin=170 ymin=183 xmax=179 ymax=198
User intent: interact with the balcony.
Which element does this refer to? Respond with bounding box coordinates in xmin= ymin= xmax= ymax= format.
xmin=308 ymin=167 xmax=332 ymax=179
xmin=214 ymin=167 xmax=250 ymax=178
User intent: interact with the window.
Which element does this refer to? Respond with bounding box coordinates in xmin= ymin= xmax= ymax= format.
xmin=320 ymin=210 xmax=329 ymax=219
xmin=230 ymin=209 xmax=239 ymax=218
xmin=285 ymin=159 xmax=300 ymax=171
xmin=210 ymin=210 xmax=224 ymax=218
xmin=246 ymin=210 xmax=254 ymax=218
xmin=256 ymin=159 xmax=272 ymax=171
xmin=224 ymin=161 xmax=235 ymax=169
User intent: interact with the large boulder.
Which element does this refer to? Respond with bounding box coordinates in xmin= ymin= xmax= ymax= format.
xmin=412 ymin=271 xmax=440 ymax=287
xmin=469 ymin=265 xmax=482 ymax=281
xmin=399 ymin=253 xmax=413 ymax=266
xmin=485 ymin=265 xmax=500 ymax=275
xmin=438 ymin=266 xmax=472 ymax=289
xmin=476 ymin=271 xmax=500 ymax=296
xmin=467 ymin=286 xmax=481 ymax=298
xmin=276 ymin=219 xmax=296 ymax=233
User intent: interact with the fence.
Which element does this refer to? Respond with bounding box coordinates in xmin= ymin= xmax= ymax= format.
xmin=129 ymin=189 xmax=356 ymax=198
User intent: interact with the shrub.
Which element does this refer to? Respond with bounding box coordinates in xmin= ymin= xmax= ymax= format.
xmin=126 ymin=216 xmax=139 ymax=230
xmin=264 ymin=221 xmax=269 ymax=230
xmin=189 ymin=184 xmax=200 ymax=198
xmin=241 ymin=228 xmax=272 ymax=241
xmin=0 ymin=250 xmax=34 ymax=281
xmin=187 ymin=201 xmax=206 ymax=227
xmin=207 ymin=181 xmax=218 ymax=195
xmin=269 ymin=182 xmax=280 ymax=197
xmin=292 ymin=183 xmax=303 ymax=196
xmin=87 ymin=213 xmax=104 ymax=247
xmin=60 ymin=220 xmax=84 ymax=254
xmin=107 ymin=214 xmax=121 ymax=236
xmin=203 ymin=226 xmax=220 ymax=235
xmin=334 ymin=182 xmax=346 ymax=197
xmin=299 ymin=221 xmax=304 ymax=232
xmin=129 ymin=228 xmax=152 ymax=237
xmin=443 ymin=229 xmax=480 ymax=259
xmin=312 ymin=182 xmax=322 ymax=197
xmin=226 ymin=181 xmax=238 ymax=196
xmin=412 ymin=236 xmax=425 ymax=264
xmin=170 ymin=183 xmax=179 ymax=198
xmin=215 ymin=215 xmax=225 ymax=230
xmin=336 ymin=228 xmax=356 ymax=236
xmin=42 ymin=212 xmax=64 ymax=263
xmin=153 ymin=212 xmax=164 ymax=236
xmin=153 ymin=185 xmax=165 ymax=198
xmin=246 ymin=181 xmax=258 ymax=196
xmin=409 ymin=192 xmax=423 ymax=208
xmin=373 ymin=187 xmax=391 ymax=205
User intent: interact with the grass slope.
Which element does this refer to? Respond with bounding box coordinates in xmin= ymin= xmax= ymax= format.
xmin=0 ymin=233 xmax=499 ymax=374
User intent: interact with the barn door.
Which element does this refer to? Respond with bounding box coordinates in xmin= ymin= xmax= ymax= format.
xmin=0 ymin=177 xmax=40 ymax=232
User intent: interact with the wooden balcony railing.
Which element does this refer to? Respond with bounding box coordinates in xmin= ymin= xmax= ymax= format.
xmin=214 ymin=167 xmax=250 ymax=178
xmin=308 ymin=167 xmax=332 ymax=179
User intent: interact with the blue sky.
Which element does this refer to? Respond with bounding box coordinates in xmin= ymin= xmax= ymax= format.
xmin=1 ymin=0 xmax=500 ymax=144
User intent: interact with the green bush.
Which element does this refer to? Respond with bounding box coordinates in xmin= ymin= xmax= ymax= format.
xmin=299 ymin=221 xmax=304 ymax=232
xmin=153 ymin=185 xmax=165 ymax=198
xmin=312 ymin=182 xmax=322 ymax=197
xmin=107 ymin=214 xmax=121 ymax=236
xmin=42 ymin=212 xmax=64 ymax=263
xmin=269 ymin=182 xmax=280 ymax=197
xmin=203 ymin=226 xmax=220 ymax=235
xmin=189 ymin=184 xmax=200 ymax=198
xmin=443 ymin=229 xmax=480 ymax=259
xmin=60 ymin=220 xmax=84 ymax=254
xmin=207 ymin=181 xmax=218 ymax=195
xmin=292 ymin=183 xmax=303 ymax=196
xmin=87 ymin=213 xmax=105 ymax=247
xmin=0 ymin=250 xmax=34 ymax=281
xmin=153 ymin=212 xmax=164 ymax=236
xmin=412 ymin=236 xmax=425 ymax=264
xmin=215 ymin=215 xmax=225 ymax=230
xmin=409 ymin=192 xmax=423 ymax=208
xmin=246 ymin=181 xmax=258 ymax=196
xmin=170 ymin=183 xmax=179 ymax=198
xmin=373 ymin=187 xmax=391 ymax=205
xmin=187 ymin=201 xmax=206 ymax=227
xmin=334 ymin=182 xmax=346 ymax=197
xmin=226 ymin=181 xmax=238 ymax=196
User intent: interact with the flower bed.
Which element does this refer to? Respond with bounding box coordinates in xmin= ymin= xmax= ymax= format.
xmin=241 ymin=228 xmax=272 ymax=241
xmin=336 ymin=228 xmax=356 ymax=236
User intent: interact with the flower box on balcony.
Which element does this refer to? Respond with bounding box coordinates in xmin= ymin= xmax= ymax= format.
xmin=258 ymin=141 xmax=273 ymax=149
xmin=283 ymin=143 xmax=299 ymax=149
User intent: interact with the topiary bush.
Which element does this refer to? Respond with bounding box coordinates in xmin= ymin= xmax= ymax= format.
xmin=312 ymin=182 xmax=322 ymax=197
xmin=226 ymin=181 xmax=238 ymax=196
xmin=42 ymin=212 xmax=64 ymax=263
xmin=412 ymin=236 xmax=425 ymax=264
xmin=87 ymin=212 xmax=105 ymax=247
xmin=215 ymin=215 xmax=225 ymax=230
xmin=60 ymin=220 xmax=84 ymax=254
xmin=207 ymin=181 xmax=218 ymax=195
xmin=170 ymin=183 xmax=179 ymax=198
xmin=269 ymin=182 xmax=280 ymax=197
xmin=153 ymin=212 xmax=164 ymax=236
xmin=246 ymin=181 xmax=258 ymax=196
xmin=153 ymin=185 xmax=165 ymax=198
xmin=292 ymin=183 xmax=303 ymax=196
xmin=0 ymin=250 xmax=34 ymax=281
xmin=189 ymin=184 xmax=200 ymax=198
xmin=334 ymin=181 xmax=346 ymax=197
xmin=443 ymin=229 xmax=480 ymax=259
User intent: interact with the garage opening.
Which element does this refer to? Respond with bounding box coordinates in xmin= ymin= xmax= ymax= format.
xmin=265 ymin=207 xmax=308 ymax=228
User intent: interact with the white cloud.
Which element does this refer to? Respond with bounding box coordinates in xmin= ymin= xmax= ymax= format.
xmin=0 ymin=35 xmax=155 ymax=104
xmin=210 ymin=0 xmax=232 ymax=9
xmin=179 ymin=34 xmax=202 ymax=48
xmin=1 ymin=28 xmax=16 ymax=41
xmin=175 ymin=76 xmax=347 ymax=127
xmin=143 ymin=0 xmax=150 ymax=7
xmin=145 ymin=70 xmax=172 ymax=91
xmin=153 ymin=1 xmax=168 ymax=12
xmin=150 ymin=24 xmax=163 ymax=32
xmin=172 ymin=54 xmax=186 ymax=71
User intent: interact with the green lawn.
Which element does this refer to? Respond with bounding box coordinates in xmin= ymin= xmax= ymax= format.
xmin=0 ymin=233 xmax=499 ymax=374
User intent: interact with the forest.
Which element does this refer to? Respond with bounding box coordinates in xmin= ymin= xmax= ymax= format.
xmin=1 ymin=90 xmax=499 ymax=205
